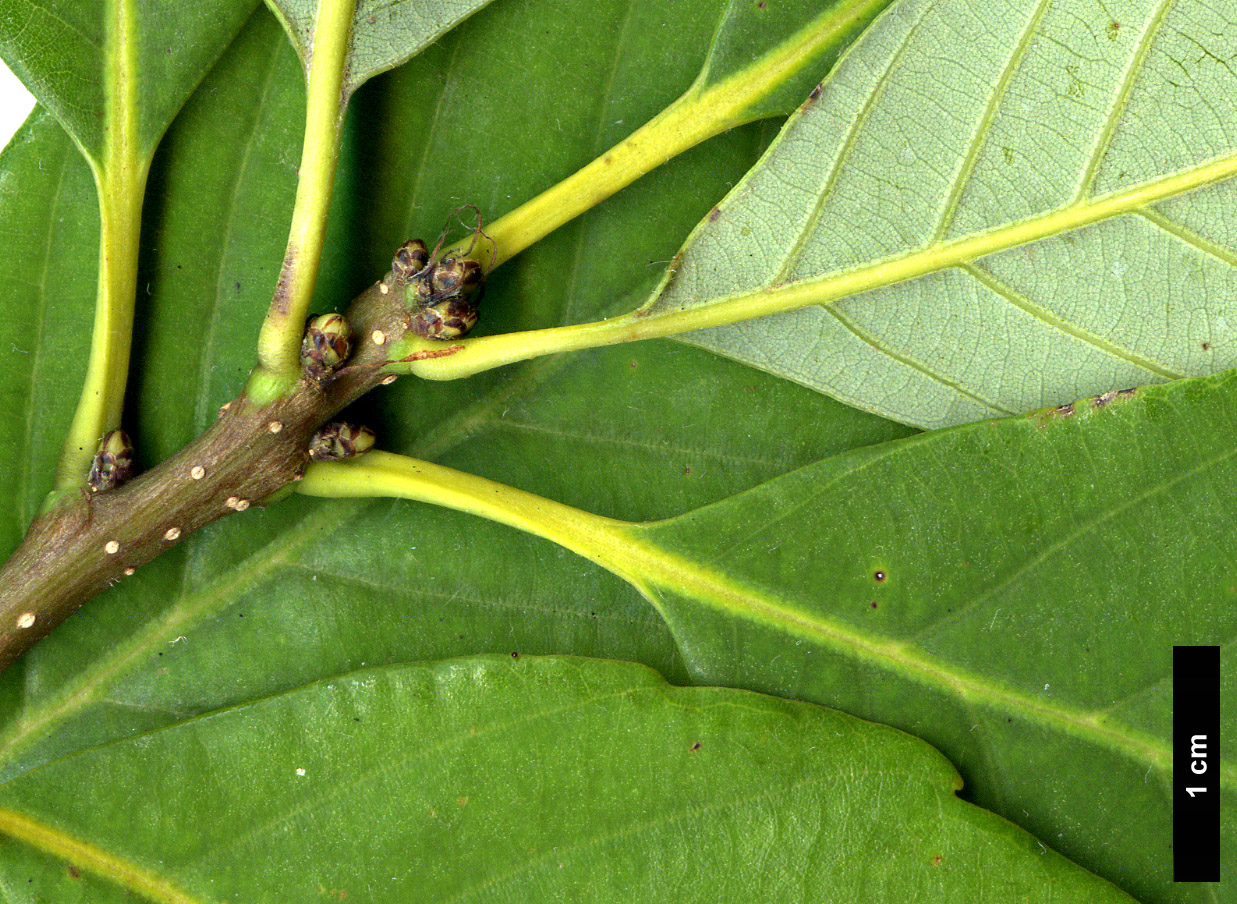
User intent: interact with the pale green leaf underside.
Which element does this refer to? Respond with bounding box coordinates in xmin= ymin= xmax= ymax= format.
xmin=0 ymin=0 xmax=258 ymax=159
xmin=652 ymin=0 xmax=1237 ymax=428
xmin=0 ymin=657 xmax=1135 ymax=903
xmin=264 ymin=0 xmax=499 ymax=91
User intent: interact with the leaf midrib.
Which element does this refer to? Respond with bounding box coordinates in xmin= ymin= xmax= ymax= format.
xmin=618 ymin=526 xmax=1182 ymax=781
xmin=643 ymin=149 xmax=1237 ymax=353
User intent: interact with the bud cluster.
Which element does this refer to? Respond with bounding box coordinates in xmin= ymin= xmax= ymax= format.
xmin=389 ymin=239 xmax=485 ymax=341
xmin=308 ymin=422 xmax=376 ymax=462
xmin=87 ymin=429 xmax=136 ymax=493
xmin=300 ymin=313 xmax=354 ymax=382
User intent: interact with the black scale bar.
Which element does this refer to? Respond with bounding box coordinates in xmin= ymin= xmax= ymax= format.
xmin=1173 ymin=645 xmax=1220 ymax=882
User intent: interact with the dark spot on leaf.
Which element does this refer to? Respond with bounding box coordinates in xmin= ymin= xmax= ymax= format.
xmin=1054 ymin=402 xmax=1075 ymax=417
xmin=235 ymin=281 xmax=241 ymax=293
xmin=1202 ymin=342 xmax=1211 ymax=350
xmin=808 ymin=82 xmax=823 ymax=101
xmin=630 ymin=360 xmax=637 ymax=368
xmin=511 ymin=651 xmax=519 ymax=659
xmin=708 ymin=206 xmax=722 ymax=222
xmin=873 ymin=570 xmax=886 ymax=582
xmin=683 ymin=466 xmax=691 ymax=475
xmin=68 ymin=866 xmax=81 ymax=879
xmin=931 ymin=855 xmax=943 ymax=866
xmin=690 ymin=741 xmax=702 ymax=751
xmin=871 ymin=601 xmax=879 ymax=609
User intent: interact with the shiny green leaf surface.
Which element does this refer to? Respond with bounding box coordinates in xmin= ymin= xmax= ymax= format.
xmin=0 ymin=657 xmax=1137 ymax=904
xmin=632 ymin=372 xmax=1237 ymax=903
xmin=657 ymin=0 xmax=1237 ymax=428
xmin=0 ymin=109 xmax=97 ymax=548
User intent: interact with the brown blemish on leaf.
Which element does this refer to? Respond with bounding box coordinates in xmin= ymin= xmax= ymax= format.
xmin=873 ymin=570 xmax=886 ymax=582
xmin=1091 ymin=390 xmax=1119 ymax=409
xmin=690 ymin=741 xmax=702 ymax=752
xmin=808 ymin=82 xmax=823 ymax=101
xmin=931 ymin=855 xmax=943 ymax=866
xmin=1054 ymin=402 xmax=1075 ymax=417
xmin=1202 ymin=342 xmax=1211 ymax=350
xmin=1092 ymin=387 xmax=1139 ymax=409
xmin=708 ymin=206 xmax=722 ymax=222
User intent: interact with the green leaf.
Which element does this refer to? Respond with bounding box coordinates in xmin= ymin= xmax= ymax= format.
xmin=630 ymin=373 xmax=1237 ymax=903
xmin=0 ymin=656 xmax=1137 ymax=903
xmin=264 ymin=0 xmax=501 ymax=93
xmin=0 ymin=0 xmax=259 ymax=160
xmin=301 ymin=369 xmax=1237 ymax=904
xmin=647 ymin=0 xmax=1237 ymax=428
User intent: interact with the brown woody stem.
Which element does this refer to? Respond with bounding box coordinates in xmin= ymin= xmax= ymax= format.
xmin=0 ymin=276 xmax=410 ymax=672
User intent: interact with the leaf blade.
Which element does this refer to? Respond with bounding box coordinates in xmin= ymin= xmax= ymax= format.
xmin=627 ymin=373 xmax=1237 ymax=902
xmin=0 ymin=657 xmax=1137 ymax=903
xmin=645 ymin=0 xmax=1237 ymax=427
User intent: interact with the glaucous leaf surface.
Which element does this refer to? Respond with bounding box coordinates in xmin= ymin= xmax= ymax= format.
xmin=0 ymin=657 xmax=1138 ymax=904
xmin=0 ymin=0 xmax=258 ymax=159
xmin=264 ymin=0 xmax=501 ymax=92
xmin=656 ymin=0 xmax=1237 ymax=428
